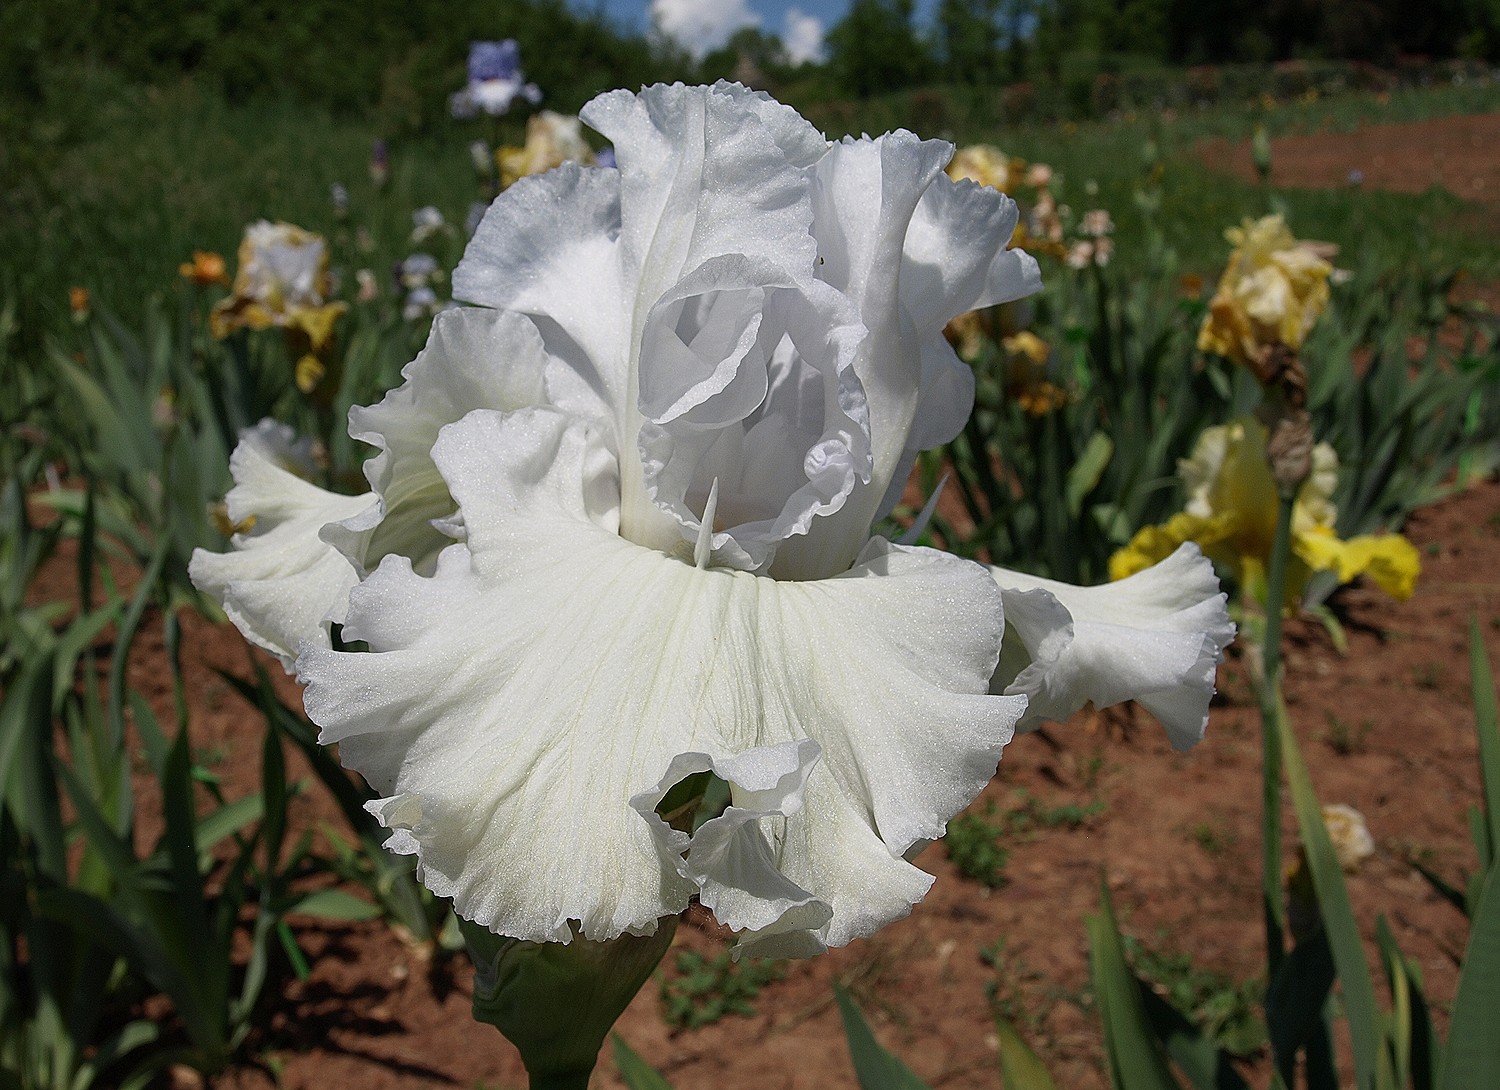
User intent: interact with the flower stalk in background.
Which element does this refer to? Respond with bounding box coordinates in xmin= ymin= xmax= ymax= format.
xmin=179 ymin=250 xmax=230 ymax=287
xmin=497 ymin=111 xmax=596 ymax=190
xmin=209 ymin=221 xmax=345 ymax=341
xmin=68 ymin=286 xmax=90 ymax=323
xmin=1000 ymin=330 xmax=1070 ymax=415
xmin=1197 ymin=213 xmax=1333 ymax=382
xmin=1185 ymin=208 xmax=1404 ymax=1002
xmin=945 ymin=143 xmax=1021 ymax=192
xmin=192 ymin=83 xmax=1231 ymax=1086
xmin=369 ymin=139 xmax=390 ymax=190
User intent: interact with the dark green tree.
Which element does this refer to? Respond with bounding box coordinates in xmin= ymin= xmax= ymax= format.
xmin=824 ymin=0 xmax=935 ymax=97
xmin=698 ymin=26 xmax=793 ymax=85
xmin=937 ymin=0 xmax=1004 ymax=84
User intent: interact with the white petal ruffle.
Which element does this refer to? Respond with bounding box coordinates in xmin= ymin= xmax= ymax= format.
xmin=631 ymin=741 xmax=833 ymax=959
xmin=322 ymin=306 xmax=563 ymax=575
xmin=988 ymin=544 xmax=1234 ymax=750
xmin=188 ymin=433 xmax=373 ymax=669
xmin=297 ymin=407 xmax=1023 ymax=947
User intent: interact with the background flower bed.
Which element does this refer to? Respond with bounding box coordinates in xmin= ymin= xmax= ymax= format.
xmin=6 ymin=63 xmax=1500 ymax=1090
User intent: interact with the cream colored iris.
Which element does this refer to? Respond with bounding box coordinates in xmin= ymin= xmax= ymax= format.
xmin=210 ymin=221 xmax=347 ymax=349
xmin=1111 ymin=417 xmax=1420 ymax=602
xmin=498 ymin=111 xmax=596 ymax=189
xmin=1197 ymin=214 xmax=1332 ymax=367
xmin=946 ymin=144 xmax=1016 ymax=192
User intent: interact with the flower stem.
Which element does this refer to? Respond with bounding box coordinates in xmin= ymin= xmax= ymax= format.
xmin=530 ymin=1071 xmax=592 ymax=1090
xmin=1257 ymin=485 xmax=1298 ymax=976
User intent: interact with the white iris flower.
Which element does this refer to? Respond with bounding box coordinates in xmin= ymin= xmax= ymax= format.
xmin=191 ymin=83 xmax=1231 ymax=958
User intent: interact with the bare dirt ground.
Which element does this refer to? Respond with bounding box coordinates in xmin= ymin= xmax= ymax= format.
xmin=40 ymin=110 xmax=1500 ymax=1090
xmin=1196 ymin=111 xmax=1500 ymax=203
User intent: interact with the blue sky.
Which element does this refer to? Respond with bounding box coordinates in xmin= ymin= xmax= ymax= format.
xmin=582 ymin=0 xmax=940 ymax=64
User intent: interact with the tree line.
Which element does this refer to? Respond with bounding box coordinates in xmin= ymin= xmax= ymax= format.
xmin=2 ymin=0 xmax=1496 ymax=127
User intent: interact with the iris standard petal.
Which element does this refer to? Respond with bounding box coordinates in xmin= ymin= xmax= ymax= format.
xmin=455 ymin=164 xmax=628 ymax=427
xmin=581 ymin=81 xmax=822 ymax=312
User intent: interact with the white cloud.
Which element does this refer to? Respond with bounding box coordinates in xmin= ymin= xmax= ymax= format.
xmin=651 ymin=0 xmax=760 ymax=58
xmin=781 ymin=7 xmax=825 ymax=64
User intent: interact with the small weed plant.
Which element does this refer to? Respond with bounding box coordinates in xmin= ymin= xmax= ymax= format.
xmin=946 ymin=793 xmax=1104 ymax=888
xmin=660 ymin=950 xmax=785 ymax=1030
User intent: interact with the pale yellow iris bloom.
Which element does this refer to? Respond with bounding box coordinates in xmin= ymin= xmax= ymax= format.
xmin=1197 ymin=214 xmax=1333 ymax=367
xmin=210 ymin=222 xmax=347 ymax=397
xmin=946 ymin=144 xmax=1019 ymax=192
xmin=210 ymin=221 xmax=347 ymax=344
xmin=1111 ymin=417 xmax=1419 ymax=602
xmin=497 ymin=111 xmax=596 ymax=190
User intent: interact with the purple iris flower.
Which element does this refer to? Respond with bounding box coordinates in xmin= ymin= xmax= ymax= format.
xmin=468 ymin=40 xmax=521 ymax=83
xmin=451 ymin=39 xmax=541 ymax=119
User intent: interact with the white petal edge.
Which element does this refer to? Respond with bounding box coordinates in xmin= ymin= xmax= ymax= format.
xmin=987 ymin=544 xmax=1234 ymax=750
xmin=322 ymin=306 xmax=572 ymax=576
xmin=630 ymin=740 xmax=834 ymax=958
xmin=189 ymin=438 xmax=373 ymax=670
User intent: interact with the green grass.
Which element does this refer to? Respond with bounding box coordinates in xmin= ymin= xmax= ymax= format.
xmin=4 ymin=68 xmax=1497 ymax=369
xmin=659 ymin=949 xmax=785 ymax=1029
xmin=1120 ymin=934 xmax=1267 ymax=1057
xmin=947 ymin=793 xmax=1105 ymax=888
xmin=3 ymin=68 xmax=516 ymax=347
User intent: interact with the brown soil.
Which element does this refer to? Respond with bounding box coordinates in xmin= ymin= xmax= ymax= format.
xmin=1196 ymin=111 xmax=1500 ymax=203
xmin=52 ymin=470 xmax=1489 ymax=1090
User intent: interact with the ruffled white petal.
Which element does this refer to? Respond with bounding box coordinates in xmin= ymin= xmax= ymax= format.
xmin=325 ymin=307 xmax=562 ymax=575
xmin=987 ymin=544 xmax=1234 ymax=750
xmin=893 ymin=175 xmax=1043 ymax=501
xmin=462 ymin=85 xmax=1043 ymax=585
xmin=580 ymin=82 xmax=822 ymax=312
xmin=297 ymin=407 xmax=1021 ymax=948
xmin=640 ymin=279 xmax=871 ymax=574
xmin=189 ymin=438 xmax=373 ymax=670
xmin=901 ymin=175 xmax=1041 ymax=328
xmin=631 ymin=741 xmax=833 ymax=958
xmin=453 ymin=164 xmax=629 ymax=427
xmin=778 ymin=131 xmax=1026 ymax=579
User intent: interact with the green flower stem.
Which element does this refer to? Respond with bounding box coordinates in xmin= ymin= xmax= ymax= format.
xmin=1257 ymin=485 xmax=1299 ymax=976
xmin=463 ymin=917 xmax=677 ymax=1090
xmin=529 ymin=1072 xmax=592 ymax=1090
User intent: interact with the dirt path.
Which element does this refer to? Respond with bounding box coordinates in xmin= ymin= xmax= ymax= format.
xmin=1196 ymin=111 xmax=1500 ymax=203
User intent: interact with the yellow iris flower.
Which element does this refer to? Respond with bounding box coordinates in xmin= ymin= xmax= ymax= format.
xmin=946 ymin=144 xmax=1019 ymax=192
xmin=1197 ymin=214 xmax=1333 ymax=367
xmin=210 ymin=221 xmax=340 ymax=340
xmin=1110 ymin=417 xmax=1419 ymax=602
xmin=497 ymin=111 xmax=596 ymax=190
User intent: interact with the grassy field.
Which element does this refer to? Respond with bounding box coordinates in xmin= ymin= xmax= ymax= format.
xmin=4 ymin=70 xmax=1497 ymax=352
